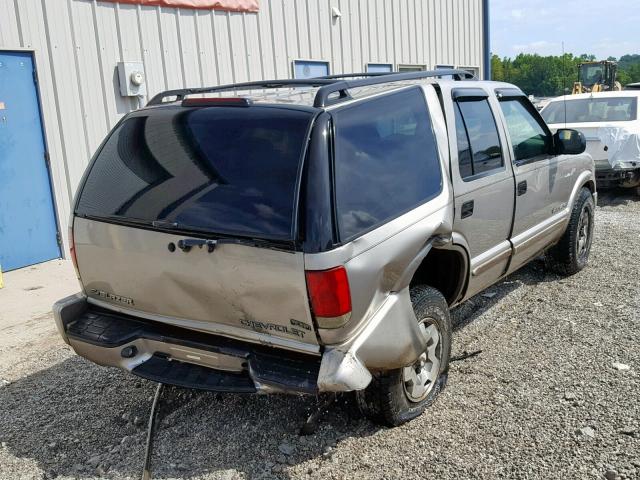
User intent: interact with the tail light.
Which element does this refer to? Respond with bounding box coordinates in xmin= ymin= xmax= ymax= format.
xmin=305 ymin=266 xmax=352 ymax=329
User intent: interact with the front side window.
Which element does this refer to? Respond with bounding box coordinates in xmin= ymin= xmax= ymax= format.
xmin=333 ymin=88 xmax=442 ymax=241
xmin=499 ymin=99 xmax=551 ymax=161
xmin=454 ymin=99 xmax=503 ymax=179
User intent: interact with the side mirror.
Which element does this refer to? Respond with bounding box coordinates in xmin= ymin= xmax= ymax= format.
xmin=553 ymin=128 xmax=586 ymax=155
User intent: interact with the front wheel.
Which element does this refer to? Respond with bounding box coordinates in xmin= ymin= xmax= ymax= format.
xmin=355 ymin=286 xmax=452 ymax=426
xmin=546 ymin=187 xmax=595 ymax=276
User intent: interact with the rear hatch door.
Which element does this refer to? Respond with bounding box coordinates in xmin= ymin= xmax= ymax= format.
xmin=73 ymin=103 xmax=319 ymax=352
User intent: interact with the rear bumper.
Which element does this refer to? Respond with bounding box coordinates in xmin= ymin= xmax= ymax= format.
xmin=595 ymin=165 xmax=640 ymax=188
xmin=54 ymin=287 xmax=435 ymax=394
xmin=54 ymin=294 xmax=322 ymax=394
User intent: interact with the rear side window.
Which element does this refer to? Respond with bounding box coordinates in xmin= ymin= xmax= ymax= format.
xmin=454 ymin=103 xmax=473 ymax=178
xmin=333 ymin=88 xmax=442 ymax=241
xmin=76 ymin=106 xmax=313 ymax=240
xmin=454 ymin=99 xmax=503 ymax=179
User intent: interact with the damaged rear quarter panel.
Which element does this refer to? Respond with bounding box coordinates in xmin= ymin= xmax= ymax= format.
xmin=306 ymin=84 xmax=455 ymax=369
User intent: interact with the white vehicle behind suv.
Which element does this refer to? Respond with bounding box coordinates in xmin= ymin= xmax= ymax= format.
xmin=541 ymin=91 xmax=640 ymax=193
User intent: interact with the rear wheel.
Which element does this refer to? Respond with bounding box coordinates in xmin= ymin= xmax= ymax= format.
xmin=356 ymin=286 xmax=452 ymax=426
xmin=546 ymin=187 xmax=595 ymax=276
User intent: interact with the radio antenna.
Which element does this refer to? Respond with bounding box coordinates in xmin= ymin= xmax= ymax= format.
xmin=562 ymin=41 xmax=568 ymax=127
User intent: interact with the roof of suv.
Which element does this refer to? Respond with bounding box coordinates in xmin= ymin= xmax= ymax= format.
xmin=144 ymin=70 xmax=517 ymax=112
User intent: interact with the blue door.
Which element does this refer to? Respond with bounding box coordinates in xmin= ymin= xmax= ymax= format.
xmin=0 ymin=51 xmax=60 ymax=271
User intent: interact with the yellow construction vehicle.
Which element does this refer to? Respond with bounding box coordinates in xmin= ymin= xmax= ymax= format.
xmin=572 ymin=60 xmax=622 ymax=94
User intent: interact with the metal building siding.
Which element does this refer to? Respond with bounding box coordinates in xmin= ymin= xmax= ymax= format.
xmin=0 ymin=0 xmax=485 ymax=253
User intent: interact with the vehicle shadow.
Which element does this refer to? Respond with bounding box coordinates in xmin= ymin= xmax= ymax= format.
xmin=451 ymin=256 xmax=555 ymax=332
xmin=0 ymin=354 xmax=376 ymax=479
xmin=596 ymin=187 xmax=638 ymax=207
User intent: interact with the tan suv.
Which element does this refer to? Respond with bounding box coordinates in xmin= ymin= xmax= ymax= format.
xmin=54 ymin=71 xmax=595 ymax=426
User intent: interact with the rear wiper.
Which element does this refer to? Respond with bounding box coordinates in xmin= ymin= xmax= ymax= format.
xmin=80 ymin=213 xmax=294 ymax=251
xmin=175 ymin=236 xmax=294 ymax=253
xmin=99 ymin=215 xmax=181 ymax=230
xmin=80 ymin=214 xmax=153 ymax=227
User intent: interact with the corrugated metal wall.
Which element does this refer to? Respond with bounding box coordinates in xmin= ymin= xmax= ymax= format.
xmin=0 ymin=0 xmax=485 ymax=252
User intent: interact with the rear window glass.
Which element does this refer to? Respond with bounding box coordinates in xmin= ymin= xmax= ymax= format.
xmin=76 ymin=106 xmax=313 ymax=240
xmin=333 ymin=88 xmax=442 ymax=241
xmin=541 ymin=97 xmax=638 ymax=124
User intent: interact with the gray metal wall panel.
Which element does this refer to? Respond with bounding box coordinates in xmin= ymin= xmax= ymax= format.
xmin=43 ymin=0 xmax=90 ymax=191
xmin=138 ymin=6 xmax=168 ymax=95
xmin=1 ymin=0 xmax=485 ymax=253
xmin=177 ymin=9 xmax=202 ymax=86
xmin=194 ymin=10 xmax=219 ymax=85
xmin=0 ymin=0 xmax=20 ymax=45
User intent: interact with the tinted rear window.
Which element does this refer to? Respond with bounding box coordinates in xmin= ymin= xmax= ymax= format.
xmin=76 ymin=106 xmax=313 ymax=240
xmin=333 ymin=88 xmax=442 ymax=241
xmin=541 ymin=97 xmax=638 ymax=124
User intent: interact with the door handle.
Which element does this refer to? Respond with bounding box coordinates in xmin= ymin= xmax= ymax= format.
xmin=517 ymin=180 xmax=527 ymax=196
xmin=461 ymin=200 xmax=474 ymax=219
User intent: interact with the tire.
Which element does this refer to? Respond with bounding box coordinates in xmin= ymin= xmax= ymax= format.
xmin=355 ymin=285 xmax=452 ymax=427
xmin=545 ymin=187 xmax=595 ymax=276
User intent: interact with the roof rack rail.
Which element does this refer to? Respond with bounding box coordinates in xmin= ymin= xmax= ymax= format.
xmin=147 ymin=68 xmax=474 ymax=108
xmin=318 ymin=72 xmax=391 ymax=79
xmin=146 ymin=78 xmax=337 ymax=106
xmin=312 ymin=69 xmax=474 ymax=107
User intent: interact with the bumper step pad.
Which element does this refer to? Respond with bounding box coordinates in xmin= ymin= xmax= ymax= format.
xmin=134 ymin=354 xmax=256 ymax=393
xmin=67 ymin=312 xmax=147 ymax=347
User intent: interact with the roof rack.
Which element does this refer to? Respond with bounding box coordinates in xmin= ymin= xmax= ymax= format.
xmin=313 ymin=69 xmax=474 ymax=107
xmin=147 ymin=69 xmax=474 ymax=108
xmin=147 ymin=78 xmax=337 ymax=106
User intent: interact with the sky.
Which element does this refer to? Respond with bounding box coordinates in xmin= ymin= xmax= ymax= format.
xmin=491 ymin=0 xmax=640 ymax=59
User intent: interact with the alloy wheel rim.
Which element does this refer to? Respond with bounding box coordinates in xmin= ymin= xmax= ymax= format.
xmin=402 ymin=319 xmax=442 ymax=403
xmin=576 ymin=206 xmax=591 ymax=259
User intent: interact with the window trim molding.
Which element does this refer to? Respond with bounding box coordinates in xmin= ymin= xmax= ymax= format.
xmin=452 ymin=88 xmax=489 ymax=101
xmin=397 ymin=63 xmax=427 ymax=72
xmin=457 ymin=66 xmax=481 ymax=78
xmin=291 ymin=59 xmax=331 ymax=79
xmin=365 ymin=62 xmax=393 ymax=73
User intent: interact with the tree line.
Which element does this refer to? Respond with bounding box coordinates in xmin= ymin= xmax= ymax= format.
xmin=491 ymin=53 xmax=640 ymax=97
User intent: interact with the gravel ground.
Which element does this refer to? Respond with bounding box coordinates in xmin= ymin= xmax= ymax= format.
xmin=0 ymin=189 xmax=638 ymax=480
